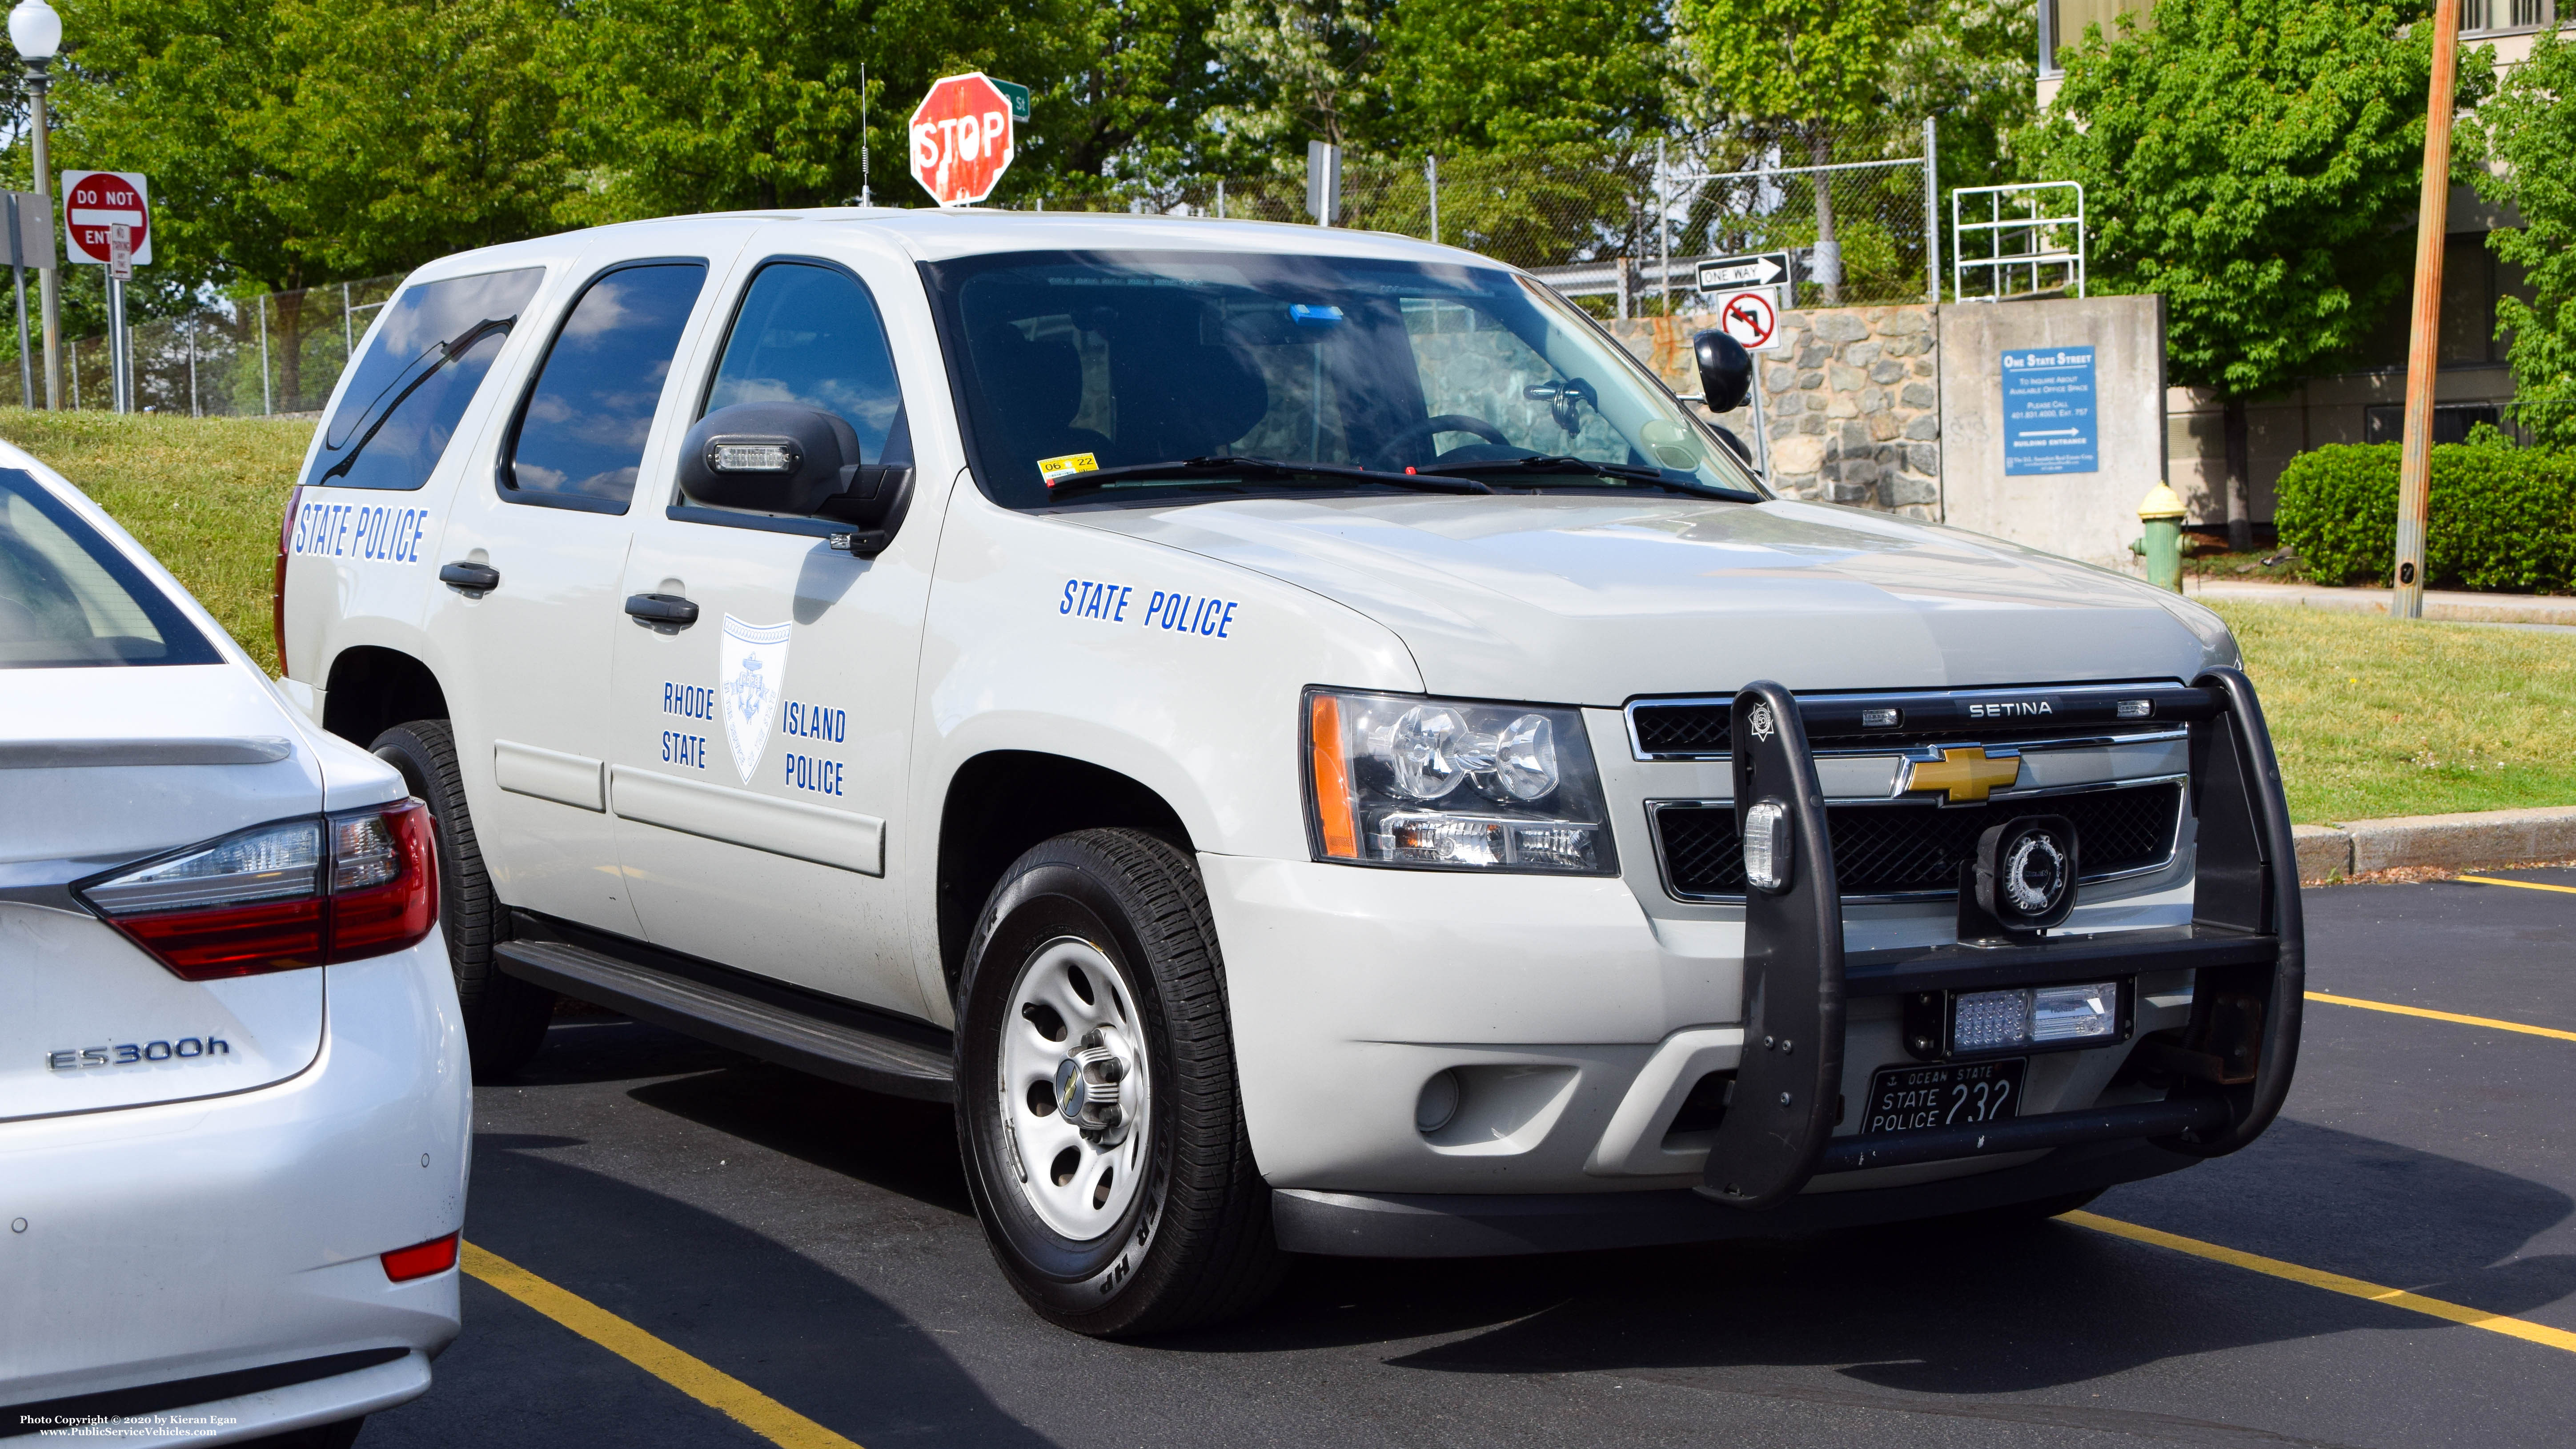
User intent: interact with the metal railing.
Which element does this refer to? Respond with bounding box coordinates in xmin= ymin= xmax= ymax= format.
xmin=1951 ymin=182 xmax=2086 ymax=303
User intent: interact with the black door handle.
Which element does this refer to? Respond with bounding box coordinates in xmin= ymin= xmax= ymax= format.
xmin=625 ymin=593 xmax=699 ymax=627
xmin=438 ymin=561 xmax=500 ymax=593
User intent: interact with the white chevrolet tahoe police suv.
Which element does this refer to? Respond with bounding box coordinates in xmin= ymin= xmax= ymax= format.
xmin=278 ymin=210 xmax=2303 ymax=1337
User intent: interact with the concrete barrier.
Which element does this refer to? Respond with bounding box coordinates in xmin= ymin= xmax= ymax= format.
xmin=2289 ymin=806 xmax=2576 ymax=883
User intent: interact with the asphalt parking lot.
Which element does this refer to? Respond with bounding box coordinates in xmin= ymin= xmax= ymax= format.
xmin=360 ymin=871 xmax=2576 ymax=1449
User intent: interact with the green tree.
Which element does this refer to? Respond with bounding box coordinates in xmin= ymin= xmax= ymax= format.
xmin=2475 ymin=28 xmax=2576 ymax=449
xmin=549 ymin=0 xmax=1227 ymax=216
xmin=1679 ymin=0 xmax=1911 ymax=304
xmin=1375 ymin=0 xmax=1673 ymax=153
xmin=1883 ymin=0 xmax=2034 ymax=199
xmin=1203 ymin=0 xmax=1388 ymax=157
xmin=2023 ymin=0 xmax=2491 ymax=548
xmin=55 ymin=0 xmax=574 ymax=401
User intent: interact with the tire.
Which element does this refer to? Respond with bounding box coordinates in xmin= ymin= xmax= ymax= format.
xmin=954 ymin=828 xmax=1284 ymax=1337
xmin=372 ymin=719 xmax=555 ymax=1081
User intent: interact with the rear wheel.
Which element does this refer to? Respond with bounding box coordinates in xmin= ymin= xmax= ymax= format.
xmin=372 ymin=719 xmax=554 ymax=1080
xmin=955 ymin=828 xmax=1284 ymax=1337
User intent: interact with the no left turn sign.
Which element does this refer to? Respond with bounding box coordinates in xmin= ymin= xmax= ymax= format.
xmin=1715 ymin=287 xmax=1783 ymax=353
xmin=61 ymin=170 xmax=150 ymax=267
xmin=910 ymin=73 xmax=1015 ymax=207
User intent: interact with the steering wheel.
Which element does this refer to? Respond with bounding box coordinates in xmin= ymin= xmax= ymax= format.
xmin=1372 ymin=414 xmax=1513 ymax=472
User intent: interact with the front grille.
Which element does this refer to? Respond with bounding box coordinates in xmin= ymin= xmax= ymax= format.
xmin=1653 ymin=781 xmax=2185 ymax=899
xmin=1625 ymin=682 xmax=2212 ymax=759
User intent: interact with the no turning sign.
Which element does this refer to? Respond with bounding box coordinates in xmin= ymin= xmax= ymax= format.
xmin=61 ymin=171 xmax=150 ymax=267
xmin=1715 ymin=287 xmax=1784 ymax=353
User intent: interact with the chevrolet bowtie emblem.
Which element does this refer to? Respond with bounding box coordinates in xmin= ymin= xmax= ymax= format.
xmin=1904 ymin=747 xmax=2020 ymax=804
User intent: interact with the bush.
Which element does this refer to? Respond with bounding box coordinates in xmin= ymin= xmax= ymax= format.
xmin=2274 ymin=428 xmax=2576 ymax=592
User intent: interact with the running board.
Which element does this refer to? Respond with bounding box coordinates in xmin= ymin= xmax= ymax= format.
xmin=495 ymin=923 xmax=955 ymax=1102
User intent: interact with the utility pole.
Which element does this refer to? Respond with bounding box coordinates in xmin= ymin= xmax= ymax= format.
xmin=2392 ymin=0 xmax=2462 ymax=619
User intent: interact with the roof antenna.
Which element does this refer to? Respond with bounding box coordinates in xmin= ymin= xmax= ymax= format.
xmin=859 ymin=64 xmax=872 ymax=207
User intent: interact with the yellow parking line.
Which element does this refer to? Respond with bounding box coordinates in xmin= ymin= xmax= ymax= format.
xmin=2063 ymin=1212 xmax=2576 ymax=1355
xmin=2305 ymin=991 xmax=2576 ymax=1044
xmin=462 ymin=1242 xmax=862 ymax=1449
xmin=2457 ymin=874 xmax=2576 ymax=895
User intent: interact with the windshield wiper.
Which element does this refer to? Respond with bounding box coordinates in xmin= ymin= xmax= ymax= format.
xmin=318 ymin=315 xmax=516 ymax=483
xmin=1416 ymin=454 xmax=1759 ymax=500
xmin=1046 ymin=455 xmax=1493 ymax=501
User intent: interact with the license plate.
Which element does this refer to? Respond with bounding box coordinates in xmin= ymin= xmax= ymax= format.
xmin=1861 ymin=1058 xmax=2026 ymax=1136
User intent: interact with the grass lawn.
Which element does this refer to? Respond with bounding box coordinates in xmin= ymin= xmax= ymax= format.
xmin=3 ymin=408 xmax=313 ymax=675
xmin=2213 ymin=599 xmax=2576 ymax=823
xmin=8 ymin=413 xmax=2573 ymax=826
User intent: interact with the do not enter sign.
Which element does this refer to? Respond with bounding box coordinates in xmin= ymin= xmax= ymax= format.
xmin=910 ymin=73 xmax=1015 ymax=207
xmin=62 ymin=170 xmax=151 ymax=267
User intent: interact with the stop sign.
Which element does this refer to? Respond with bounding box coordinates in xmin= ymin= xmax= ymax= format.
xmin=910 ymin=73 xmax=1015 ymax=207
xmin=61 ymin=170 xmax=151 ymax=266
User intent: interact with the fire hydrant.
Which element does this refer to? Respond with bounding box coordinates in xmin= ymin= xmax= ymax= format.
xmin=2131 ymin=482 xmax=2187 ymax=593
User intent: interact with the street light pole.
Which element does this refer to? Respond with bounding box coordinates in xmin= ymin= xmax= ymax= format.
xmin=10 ymin=0 xmax=62 ymax=410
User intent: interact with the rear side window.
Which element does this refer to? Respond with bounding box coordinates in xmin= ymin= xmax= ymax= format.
xmin=305 ymin=266 xmax=546 ymax=491
xmin=0 ymin=470 xmax=219 ymax=668
xmin=502 ymin=261 xmax=709 ymax=512
xmin=704 ymin=262 xmax=908 ymax=464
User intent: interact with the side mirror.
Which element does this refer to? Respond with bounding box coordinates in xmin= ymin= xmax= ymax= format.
xmin=1693 ymin=329 xmax=1753 ymax=414
xmin=677 ymin=403 xmax=911 ymax=533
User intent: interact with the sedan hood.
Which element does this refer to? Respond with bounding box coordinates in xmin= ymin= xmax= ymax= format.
xmin=1067 ymin=494 xmax=2233 ymax=702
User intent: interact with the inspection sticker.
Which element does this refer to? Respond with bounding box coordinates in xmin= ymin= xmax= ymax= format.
xmin=1039 ymin=453 xmax=1099 ymax=486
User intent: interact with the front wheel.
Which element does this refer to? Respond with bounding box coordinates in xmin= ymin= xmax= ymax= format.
xmin=955 ymin=829 xmax=1283 ymax=1336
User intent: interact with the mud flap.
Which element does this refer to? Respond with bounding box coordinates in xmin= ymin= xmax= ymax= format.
xmin=1698 ymin=680 xmax=1846 ymax=1208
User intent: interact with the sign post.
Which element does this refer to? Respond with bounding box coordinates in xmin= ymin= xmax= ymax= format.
xmin=60 ymin=169 xmax=148 ymax=413
xmin=2 ymin=191 xmax=53 ymax=409
xmin=908 ymin=74 xmax=1015 ymax=207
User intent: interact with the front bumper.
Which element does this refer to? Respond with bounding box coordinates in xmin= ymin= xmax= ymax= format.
xmin=0 ymin=942 xmax=471 ymax=1443
xmin=1211 ymin=669 xmax=2300 ymax=1242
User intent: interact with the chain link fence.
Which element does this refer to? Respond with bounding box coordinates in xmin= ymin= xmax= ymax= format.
xmin=0 ymin=272 xmax=404 ymax=415
xmin=0 ymin=123 xmax=1945 ymax=415
xmin=1021 ymin=120 xmax=1942 ymax=316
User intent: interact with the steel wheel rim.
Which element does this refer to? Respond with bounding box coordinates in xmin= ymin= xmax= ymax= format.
xmin=996 ymin=935 xmax=1153 ymax=1242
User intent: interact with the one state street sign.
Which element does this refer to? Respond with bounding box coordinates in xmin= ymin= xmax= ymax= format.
xmin=61 ymin=170 xmax=150 ymax=267
xmin=910 ymin=73 xmax=1016 ymax=207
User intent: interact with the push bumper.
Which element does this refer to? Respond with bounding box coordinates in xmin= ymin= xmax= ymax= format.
xmin=1705 ymin=667 xmax=2303 ymax=1205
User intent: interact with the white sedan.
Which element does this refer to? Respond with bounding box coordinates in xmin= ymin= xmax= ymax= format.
xmin=0 ymin=443 xmax=467 ymax=1446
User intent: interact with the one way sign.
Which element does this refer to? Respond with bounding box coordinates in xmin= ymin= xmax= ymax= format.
xmin=1697 ymin=252 xmax=1787 ymax=291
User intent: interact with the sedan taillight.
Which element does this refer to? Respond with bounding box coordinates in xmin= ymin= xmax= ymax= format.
xmin=80 ymin=801 xmax=437 ymax=979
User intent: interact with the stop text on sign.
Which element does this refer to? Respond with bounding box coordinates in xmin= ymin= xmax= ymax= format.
xmin=910 ymin=72 xmax=1015 ymax=208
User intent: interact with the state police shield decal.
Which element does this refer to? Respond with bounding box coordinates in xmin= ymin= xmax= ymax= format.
xmin=719 ymin=616 xmax=792 ymax=783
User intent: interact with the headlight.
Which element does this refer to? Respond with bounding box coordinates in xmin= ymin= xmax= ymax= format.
xmin=1304 ymin=688 xmax=1617 ymax=874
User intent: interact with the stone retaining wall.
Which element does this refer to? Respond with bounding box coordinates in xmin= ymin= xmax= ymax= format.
xmin=1604 ymin=305 xmax=1942 ymax=519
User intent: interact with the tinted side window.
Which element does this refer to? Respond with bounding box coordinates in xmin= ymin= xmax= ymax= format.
xmin=705 ymin=263 xmax=907 ymax=463
xmin=503 ymin=262 xmax=709 ymax=511
xmin=305 ymin=266 xmax=546 ymax=491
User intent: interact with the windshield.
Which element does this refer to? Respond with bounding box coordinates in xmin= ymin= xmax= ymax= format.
xmin=927 ymin=250 xmax=1764 ymax=509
